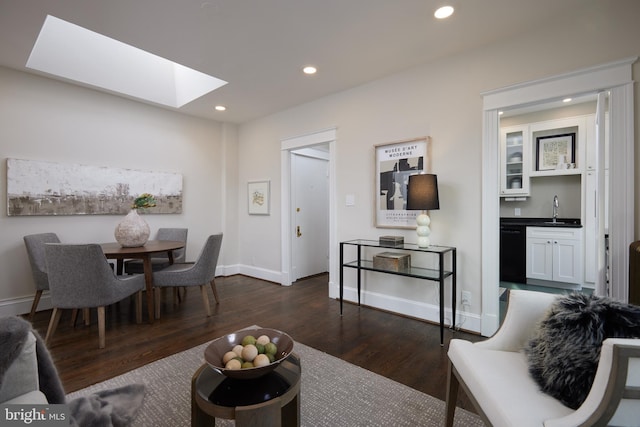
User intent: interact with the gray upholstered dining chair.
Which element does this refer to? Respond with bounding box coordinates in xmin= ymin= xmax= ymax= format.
xmin=23 ymin=232 xmax=61 ymax=319
xmin=152 ymin=233 xmax=222 ymax=319
xmin=44 ymin=243 xmax=146 ymax=349
xmin=123 ymin=227 xmax=188 ymax=275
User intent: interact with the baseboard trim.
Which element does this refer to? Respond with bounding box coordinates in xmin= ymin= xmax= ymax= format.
xmin=328 ymin=280 xmax=481 ymax=334
xmin=1 ymin=266 xmax=480 ymax=334
xmin=0 ymin=293 xmax=51 ymax=318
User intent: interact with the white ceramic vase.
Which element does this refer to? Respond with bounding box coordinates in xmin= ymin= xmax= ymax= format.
xmin=114 ymin=209 xmax=150 ymax=247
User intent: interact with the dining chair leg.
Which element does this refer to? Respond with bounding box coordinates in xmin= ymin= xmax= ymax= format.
xmin=135 ymin=291 xmax=142 ymax=324
xmin=83 ymin=308 xmax=90 ymax=326
xmin=71 ymin=309 xmax=79 ymax=327
xmin=97 ymin=306 xmax=106 ymax=349
xmin=155 ymin=288 xmax=162 ymax=320
xmin=29 ymin=290 xmax=43 ymax=319
xmin=210 ymin=279 xmax=220 ymax=304
xmin=200 ymin=285 xmax=212 ymax=316
xmin=45 ymin=307 xmax=62 ymax=345
xmin=173 ymin=288 xmax=180 ymax=306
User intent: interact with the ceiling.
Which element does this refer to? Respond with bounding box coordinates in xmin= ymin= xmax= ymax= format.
xmin=0 ymin=0 xmax=588 ymax=124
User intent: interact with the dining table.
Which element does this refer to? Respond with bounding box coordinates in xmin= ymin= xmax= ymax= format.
xmin=100 ymin=240 xmax=185 ymax=323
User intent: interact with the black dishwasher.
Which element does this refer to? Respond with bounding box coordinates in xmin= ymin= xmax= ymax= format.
xmin=500 ymin=221 xmax=527 ymax=283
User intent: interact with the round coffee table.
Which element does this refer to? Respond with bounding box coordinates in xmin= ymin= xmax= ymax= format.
xmin=191 ymin=353 xmax=301 ymax=427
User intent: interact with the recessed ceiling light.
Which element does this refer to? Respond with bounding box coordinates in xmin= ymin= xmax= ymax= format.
xmin=562 ymin=98 xmax=572 ymax=103
xmin=27 ymin=15 xmax=227 ymax=109
xmin=215 ymin=105 xmax=226 ymax=111
xmin=434 ymin=6 xmax=454 ymax=19
xmin=303 ymin=66 xmax=317 ymax=75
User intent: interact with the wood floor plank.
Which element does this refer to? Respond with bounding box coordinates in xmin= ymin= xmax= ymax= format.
xmin=26 ymin=273 xmax=481 ymax=412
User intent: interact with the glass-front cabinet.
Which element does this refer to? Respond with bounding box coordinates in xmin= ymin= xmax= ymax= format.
xmin=500 ymin=125 xmax=529 ymax=197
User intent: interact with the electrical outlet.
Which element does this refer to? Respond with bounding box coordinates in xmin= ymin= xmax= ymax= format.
xmin=461 ymin=291 xmax=471 ymax=305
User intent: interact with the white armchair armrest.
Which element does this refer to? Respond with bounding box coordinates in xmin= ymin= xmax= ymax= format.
xmin=544 ymin=338 xmax=640 ymax=427
xmin=476 ymin=289 xmax=557 ymax=352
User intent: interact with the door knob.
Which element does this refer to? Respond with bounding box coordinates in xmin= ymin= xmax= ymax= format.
xmin=296 ymin=226 xmax=302 ymax=237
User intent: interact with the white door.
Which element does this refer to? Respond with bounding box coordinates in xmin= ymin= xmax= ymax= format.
xmin=291 ymin=151 xmax=329 ymax=281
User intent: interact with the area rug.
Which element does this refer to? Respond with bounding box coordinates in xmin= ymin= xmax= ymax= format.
xmin=67 ymin=341 xmax=482 ymax=426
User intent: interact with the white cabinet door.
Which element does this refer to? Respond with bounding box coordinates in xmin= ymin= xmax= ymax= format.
xmin=527 ymin=227 xmax=583 ymax=285
xmin=583 ymin=109 xmax=608 ymax=290
xmin=500 ymin=125 xmax=529 ymax=197
xmin=527 ymin=237 xmax=553 ymax=281
xmin=554 ymin=239 xmax=583 ymax=284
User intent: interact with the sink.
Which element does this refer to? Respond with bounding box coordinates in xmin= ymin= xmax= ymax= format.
xmin=544 ymin=221 xmax=565 ymax=225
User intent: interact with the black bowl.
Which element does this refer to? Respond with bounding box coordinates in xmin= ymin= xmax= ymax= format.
xmin=204 ymin=326 xmax=294 ymax=379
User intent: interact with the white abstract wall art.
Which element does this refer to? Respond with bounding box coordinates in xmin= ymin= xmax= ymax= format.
xmin=7 ymin=158 xmax=183 ymax=216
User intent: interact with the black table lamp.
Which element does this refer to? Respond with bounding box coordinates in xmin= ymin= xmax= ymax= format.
xmin=406 ymin=174 xmax=440 ymax=247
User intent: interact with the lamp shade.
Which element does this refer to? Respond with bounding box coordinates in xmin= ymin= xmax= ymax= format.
xmin=406 ymin=174 xmax=439 ymax=210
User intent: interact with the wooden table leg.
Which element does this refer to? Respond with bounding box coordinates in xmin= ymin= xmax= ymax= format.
xmin=235 ymin=399 xmax=281 ymax=427
xmin=142 ymin=255 xmax=155 ymax=323
xmin=281 ymin=391 xmax=300 ymax=426
xmin=191 ymin=365 xmax=214 ymax=427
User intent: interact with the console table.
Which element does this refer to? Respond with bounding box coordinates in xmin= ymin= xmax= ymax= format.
xmin=339 ymin=239 xmax=456 ymax=345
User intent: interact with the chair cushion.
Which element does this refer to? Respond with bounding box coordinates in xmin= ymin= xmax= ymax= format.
xmin=524 ymin=292 xmax=640 ymax=409
xmin=449 ymin=339 xmax=572 ymax=427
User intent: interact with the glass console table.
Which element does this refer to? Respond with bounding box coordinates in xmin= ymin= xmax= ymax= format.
xmin=339 ymin=239 xmax=456 ymax=345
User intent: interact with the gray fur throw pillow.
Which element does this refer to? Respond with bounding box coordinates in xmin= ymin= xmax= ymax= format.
xmin=524 ymin=292 xmax=640 ymax=409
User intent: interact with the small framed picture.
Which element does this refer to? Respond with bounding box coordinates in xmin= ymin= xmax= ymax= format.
xmin=536 ymin=133 xmax=576 ymax=171
xmin=248 ymin=180 xmax=270 ymax=215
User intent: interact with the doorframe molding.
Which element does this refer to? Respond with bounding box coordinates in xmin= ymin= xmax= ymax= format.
xmin=480 ymin=57 xmax=636 ymax=336
xmin=280 ymin=127 xmax=337 ymax=286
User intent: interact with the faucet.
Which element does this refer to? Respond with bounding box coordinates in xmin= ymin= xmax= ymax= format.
xmin=552 ymin=195 xmax=559 ymax=222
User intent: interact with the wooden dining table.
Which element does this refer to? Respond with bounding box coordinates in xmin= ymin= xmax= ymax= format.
xmin=100 ymin=240 xmax=185 ymax=323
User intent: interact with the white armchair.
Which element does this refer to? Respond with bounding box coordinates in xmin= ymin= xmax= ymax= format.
xmin=0 ymin=316 xmax=66 ymax=405
xmin=445 ymin=289 xmax=640 ymax=427
xmin=0 ymin=331 xmax=48 ymax=404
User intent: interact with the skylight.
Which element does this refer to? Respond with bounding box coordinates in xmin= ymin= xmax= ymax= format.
xmin=26 ymin=15 xmax=227 ymax=108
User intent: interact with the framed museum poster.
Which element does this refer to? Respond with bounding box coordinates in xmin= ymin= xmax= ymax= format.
xmin=375 ymin=137 xmax=429 ymax=228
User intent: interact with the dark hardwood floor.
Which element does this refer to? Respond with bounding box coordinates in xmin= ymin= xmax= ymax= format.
xmin=27 ymin=273 xmax=482 ymax=412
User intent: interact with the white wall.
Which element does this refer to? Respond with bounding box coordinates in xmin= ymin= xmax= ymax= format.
xmin=0 ymin=66 xmax=236 ymax=316
xmin=236 ymin=1 xmax=640 ymax=333
xmin=1 ymin=1 xmax=639 ymax=331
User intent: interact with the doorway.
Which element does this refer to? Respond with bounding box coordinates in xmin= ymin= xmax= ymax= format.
xmin=280 ymin=128 xmax=336 ymax=289
xmin=291 ymin=148 xmax=329 ymax=281
xmin=481 ymin=58 xmax=635 ymax=337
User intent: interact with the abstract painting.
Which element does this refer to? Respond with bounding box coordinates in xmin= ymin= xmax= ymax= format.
xmin=7 ymin=158 xmax=182 ymax=216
